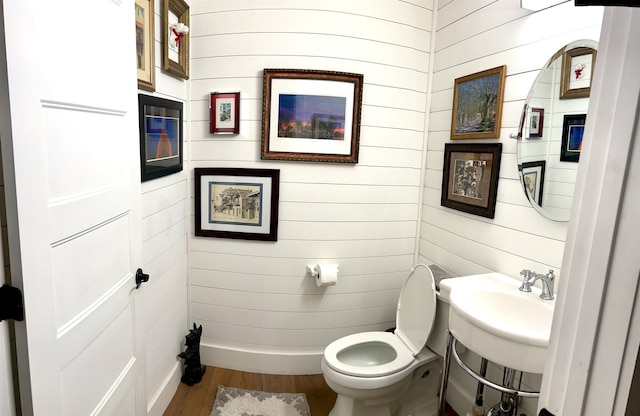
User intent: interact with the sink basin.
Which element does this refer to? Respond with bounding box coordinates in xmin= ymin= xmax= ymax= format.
xmin=440 ymin=273 xmax=555 ymax=374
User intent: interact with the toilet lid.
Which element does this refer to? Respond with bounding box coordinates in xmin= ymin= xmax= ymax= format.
xmin=395 ymin=264 xmax=436 ymax=355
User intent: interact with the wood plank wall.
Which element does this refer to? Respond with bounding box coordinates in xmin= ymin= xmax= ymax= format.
xmin=139 ymin=1 xmax=191 ymax=414
xmin=420 ymin=1 xmax=603 ymax=414
xmin=188 ymin=0 xmax=435 ymax=374
xmin=420 ymin=0 xmax=602 ymax=279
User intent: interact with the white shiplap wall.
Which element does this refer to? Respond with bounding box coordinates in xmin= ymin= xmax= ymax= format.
xmin=189 ymin=0 xmax=435 ymax=374
xmin=139 ymin=1 xmax=190 ymax=414
xmin=420 ymin=0 xmax=602 ymax=281
xmin=421 ymin=1 xmax=603 ymax=414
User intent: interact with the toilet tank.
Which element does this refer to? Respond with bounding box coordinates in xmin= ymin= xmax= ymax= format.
xmin=425 ymin=294 xmax=450 ymax=356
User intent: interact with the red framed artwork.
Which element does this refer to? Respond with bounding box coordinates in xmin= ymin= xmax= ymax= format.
xmin=210 ymin=92 xmax=240 ymax=134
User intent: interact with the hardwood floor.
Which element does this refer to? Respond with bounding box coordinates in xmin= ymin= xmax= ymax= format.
xmin=163 ymin=366 xmax=337 ymax=416
xmin=163 ymin=366 xmax=459 ymax=416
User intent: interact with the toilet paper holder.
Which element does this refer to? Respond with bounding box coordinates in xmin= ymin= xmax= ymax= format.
xmin=306 ymin=264 xmax=320 ymax=277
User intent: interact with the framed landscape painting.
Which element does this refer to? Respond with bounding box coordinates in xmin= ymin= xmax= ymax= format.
xmin=261 ymin=69 xmax=363 ymax=163
xmin=451 ymin=66 xmax=506 ymax=140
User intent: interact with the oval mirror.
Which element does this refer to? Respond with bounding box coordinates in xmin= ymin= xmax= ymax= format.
xmin=517 ymin=39 xmax=598 ymax=221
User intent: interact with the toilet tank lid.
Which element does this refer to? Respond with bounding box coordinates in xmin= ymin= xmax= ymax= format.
xmin=395 ymin=264 xmax=437 ymax=355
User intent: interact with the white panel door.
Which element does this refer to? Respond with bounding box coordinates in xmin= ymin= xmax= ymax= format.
xmin=1 ymin=1 xmax=146 ymax=415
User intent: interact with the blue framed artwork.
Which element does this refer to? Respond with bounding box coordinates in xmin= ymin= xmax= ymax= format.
xmin=261 ymin=69 xmax=363 ymax=163
xmin=138 ymin=94 xmax=183 ymax=181
xmin=561 ymin=114 xmax=586 ymax=162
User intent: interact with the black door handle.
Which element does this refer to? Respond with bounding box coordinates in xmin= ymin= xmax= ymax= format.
xmin=135 ymin=268 xmax=149 ymax=289
xmin=0 ymin=284 xmax=24 ymax=322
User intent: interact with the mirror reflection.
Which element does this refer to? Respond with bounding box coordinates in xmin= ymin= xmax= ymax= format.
xmin=517 ymin=39 xmax=598 ymax=222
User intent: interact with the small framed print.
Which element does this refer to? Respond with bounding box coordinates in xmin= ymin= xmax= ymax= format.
xmin=520 ymin=160 xmax=546 ymax=207
xmin=195 ymin=168 xmax=280 ymax=241
xmin=162 ymin=0 xmax=189 ymax=79
xmin=441 ymin=143 xmax=503 ymax=219
xmin=210 ymin=92 xmax=240 ymax=134
xmin=560 ymin=47 xmax=596 ymax=100
xmin=529 ymin=108 xmax=544 ymax=138
xmin=561 ymin=114 xmax=586 ymax=162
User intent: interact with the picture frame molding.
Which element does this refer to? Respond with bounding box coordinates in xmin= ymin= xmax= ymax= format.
xmin=162 ymin=0 xmax=190 ymax=80
xmin=210 ymin=92 xmax=240 ymax=134
xmin=135 ymin=0 xmax=155 ymax=92
xmin=261 ymin=68 xmax=364 ymax=163
xmin=138 ymin=94 xmax=183 ymax=182
xmin=441 ymin=143 xmax=503 ymax=219
xmin=194 ymin=168 xmax=280 ymax=241
xmin=560 ymin=46 xmax=596 ymax=100
xmin=450 ymin=65 xmax=507 ymax=140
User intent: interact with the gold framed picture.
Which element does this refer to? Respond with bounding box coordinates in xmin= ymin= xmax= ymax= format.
xmin=163 ymin=0 xmax=190 ymax=79
xmin=450 ymin=66 xmax=506 ymax=140
xmin=135 ymin=0 xmax=155 ymax=91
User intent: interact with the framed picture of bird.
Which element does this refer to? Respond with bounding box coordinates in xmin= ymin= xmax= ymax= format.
xmin=560 ymin=46 xmax=596 ymax=99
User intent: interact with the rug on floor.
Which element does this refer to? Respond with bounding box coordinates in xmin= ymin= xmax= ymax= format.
xmin=211 ymin=385 xmax=311 ymax=416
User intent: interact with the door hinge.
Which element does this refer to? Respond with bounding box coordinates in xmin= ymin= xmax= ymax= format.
xmin=0 ymin=284 xmax=24 ymax=322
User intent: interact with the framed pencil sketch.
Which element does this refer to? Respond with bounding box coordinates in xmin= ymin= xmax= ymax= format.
xmin=195 ymin=168 xmax=280 ymax=241
xmin=529 ymin=108 xmax=544 ymax=138
xmin=451 ymin=65 xmax=506 ymax=140
xmin=210 ymin=92 xmax=240 ymax=134
xmin=560 ymin=47 xmax=596 ymax=100
xmin=520 ymin=160 xmax=546 ymax=206
xmin=138 ymin=94 xmax=183 ymax=181
xmin=163 ymin=0 xmax=189 ymax=79
xmin=261 ymin=69 xmax=364 ymax=163
xmin=441 ymin=143 xmax=503 ymax=219
xmin=561 ymin=114 xmax=586 ymax=162
xmin=135 ymin=0 xmax=155 ymax=91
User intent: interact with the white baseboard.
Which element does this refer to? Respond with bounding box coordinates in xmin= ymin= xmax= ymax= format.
xmin=445 ymin=376 xmax=475 ymax=416
xmin=147 ymin=362 xmax=182 ymax=416
xmin=200 ymin=343 xmax=323 ymax=375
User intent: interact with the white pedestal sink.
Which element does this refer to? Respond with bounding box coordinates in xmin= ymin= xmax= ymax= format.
xmin=440 ymin=273 xmax=555 ymax=374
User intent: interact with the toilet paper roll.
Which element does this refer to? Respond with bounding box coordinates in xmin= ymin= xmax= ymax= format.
xmin=315 ymin=264 xmax=338 ymax=287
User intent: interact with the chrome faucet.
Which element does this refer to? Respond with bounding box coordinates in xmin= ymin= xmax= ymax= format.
xmin=519 ymin=269 xmax=555 ymax=300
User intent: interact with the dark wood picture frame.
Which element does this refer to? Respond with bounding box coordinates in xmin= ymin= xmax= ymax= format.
xmin=135 ymin=0 xmax=155 ymax=91
xmin=261 ymin=68 xmax=363 ymax=163
xmin=451 ymin=65 xmax=506 ymax=140
xmin=561 ymin=114 xmax=586 ymax=162
xmin=560 ymin=47 xmax=596 ymax=100
xmin=441 ymin=143 xmax=503 ymax=219
xmin=529 ymin=107 xmax=544 ymax=138
xmin=162 ymin=0 xmax=189 ymax=79
xmin=195 ymin=168 xmax=280 ymax=241
xmin=138 ymin=94 xmax=183 ymax=181
xmin=210 ymin=92 xmax=240 ymax=134
xmin=520 ymin=160 xmax=546 ymax=207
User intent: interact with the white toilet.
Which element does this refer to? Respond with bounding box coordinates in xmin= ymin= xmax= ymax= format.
xmin=321 ymin=264 xmax=447 ymax=416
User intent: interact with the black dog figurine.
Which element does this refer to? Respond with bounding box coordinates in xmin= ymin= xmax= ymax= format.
xmin=178 ymin=323 xmax=206 ymax=386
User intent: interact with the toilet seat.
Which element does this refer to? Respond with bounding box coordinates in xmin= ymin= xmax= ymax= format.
xmin=323 ymin=331 xmax=414 ymax=377
xmin=323 ymin=265 xmax=437 ymax=379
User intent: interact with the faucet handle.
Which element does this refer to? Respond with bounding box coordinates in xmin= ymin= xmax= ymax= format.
xmin=519 ymin=269 xmax=533 ymax=292
xmin=546 ymin=269 xmax=555 ymax=280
